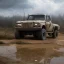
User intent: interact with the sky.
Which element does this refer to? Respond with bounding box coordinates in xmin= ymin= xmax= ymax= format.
xmin=0 ymin=0 xmax=64 ymax=16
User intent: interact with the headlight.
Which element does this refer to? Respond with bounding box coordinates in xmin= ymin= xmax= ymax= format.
xmin=16 ymin=21 xmax=21 ymax=23
xmin=35 ymin=23 xmax=38 ymax=26
xmin=33 ymin=23 xmax=41 ymax=27
xmin=16 ymin=24 xmax=22 ymax=27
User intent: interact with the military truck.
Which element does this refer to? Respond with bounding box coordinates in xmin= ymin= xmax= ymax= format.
xmin=15 ymin=14 xmax=60 ymax=40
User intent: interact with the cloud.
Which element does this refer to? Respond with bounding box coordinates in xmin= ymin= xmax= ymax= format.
xmin=28 ymin=0 xmax=64 ymax=15
xmin=27 ymin=0 xmax=60 ymax=14
xmin=0 ymin=0 xmax=32 ymax=9
xmin=0 ymin=0 xmax=16 ymax=9
xmin=53 ymin=0 xmax=64 ymax=3
xmin=0 ymin=0 xmax=64 ymax=16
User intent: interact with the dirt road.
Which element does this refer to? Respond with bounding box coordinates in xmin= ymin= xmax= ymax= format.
xmin=0 ymin=33 xmax=64 ymax=64
xmin=0 ymin=33 xmax=64 ymax=45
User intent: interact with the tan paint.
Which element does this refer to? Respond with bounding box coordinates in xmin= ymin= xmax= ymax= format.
xmin=16 ymin=20 xmax=60 ymax=32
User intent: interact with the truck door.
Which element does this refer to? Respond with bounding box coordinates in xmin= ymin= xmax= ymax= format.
xmin=45 ymin=15 xmax=53 ymax=32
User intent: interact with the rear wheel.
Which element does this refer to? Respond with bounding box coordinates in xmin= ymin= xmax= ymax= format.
xmin=52 ymin=30 xmax=58 ymax=38
xmin=38 ymin=29 xmax=46 ymax=40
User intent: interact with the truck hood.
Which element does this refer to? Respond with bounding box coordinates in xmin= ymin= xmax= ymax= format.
xmin=16 ymin=20 xmax=45 ymax=23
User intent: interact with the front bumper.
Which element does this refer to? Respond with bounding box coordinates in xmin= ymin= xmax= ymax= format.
xmin=15 ymin=27 xmax=42 ymax=31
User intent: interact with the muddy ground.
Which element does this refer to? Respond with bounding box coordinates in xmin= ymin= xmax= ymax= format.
xmin=0 ymin=33 xmax=64 ymax=64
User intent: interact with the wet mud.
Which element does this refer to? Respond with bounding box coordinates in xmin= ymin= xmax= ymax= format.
xmin=0 ymin=44 xmax=63 ymax=64
xmin=0 ymin=33 xmax=64 ymax=64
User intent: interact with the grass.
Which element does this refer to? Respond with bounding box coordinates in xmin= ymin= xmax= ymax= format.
xmin=0 ymin=27 xmax=31 ymax=44
xmin=0 ymin=41 xmax=4 ymax=44
xmin=0 ymin=28 xmax=15 ymax=39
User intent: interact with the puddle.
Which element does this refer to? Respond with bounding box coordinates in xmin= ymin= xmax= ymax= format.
xmin=54 ymin=48 xmax=64 ymax=53
xmin=50 ymin=57 xmax=64 ymax=64
xmin=0 ymin=44 xmax=64 ymax=64
xmin=0 ymin=45 xmax=21 ymax=64
xmin=16 ymin=47 xmax=64 ymax=64
xmin=56 ymin=40 xmax=64 ymax=45
xmin=0 ymin=45 xmax=17 ymax=60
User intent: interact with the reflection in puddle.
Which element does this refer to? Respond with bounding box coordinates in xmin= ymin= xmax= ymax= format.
xmin=50 ymin=48 xmax=64 ymax=64
xmin=0 ymin=44 xmax=64 ymax=64
xmin=51 ymin=57 xmax=64 ymax=64
xmin=0 ymin=45 xmax=21 ymax=64
xmin=0 ymin=45 xmax=17 ymax=60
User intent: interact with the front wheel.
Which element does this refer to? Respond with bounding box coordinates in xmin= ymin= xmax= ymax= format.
xmin=38 ymin=29 xmax=46 ymax=40
xmin=15 ymin=30 xmax=24 ymax=39
xmin=15 ymin=30 xmax=21 ymax=39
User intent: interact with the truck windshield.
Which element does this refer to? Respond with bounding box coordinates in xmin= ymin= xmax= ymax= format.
xmin=28 ymin=15 xmax=45 ymax=20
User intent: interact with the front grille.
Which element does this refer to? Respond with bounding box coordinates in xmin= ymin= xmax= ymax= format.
xmin=22 ymin=23 xmax=33 ymax=28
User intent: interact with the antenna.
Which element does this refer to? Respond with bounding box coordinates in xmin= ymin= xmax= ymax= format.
xmin=23 ymin=8 xmax=25 ymax=21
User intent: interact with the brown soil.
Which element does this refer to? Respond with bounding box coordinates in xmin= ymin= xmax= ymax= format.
xmin=0 ymin=33 xmax=63 ymax=64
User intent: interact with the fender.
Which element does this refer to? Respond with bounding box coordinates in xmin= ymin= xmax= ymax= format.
xmin=53 ymin=24 xmax=60 ymax=31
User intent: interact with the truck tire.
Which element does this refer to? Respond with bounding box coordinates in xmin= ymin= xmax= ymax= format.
xmin=52 ymin=30 xmax=58 ymax=38
xmin=48 ymin=33 xmax=52 ymax=36
xmin=20 ymin=32 xmax=24 ymax=38
xmin=38 ymin=29 xmax=46 ymax=40
xmin=33 ymin=32 xmax=38 ymax=39
xmin=15 ymin=30 xmax=21 ymax=39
